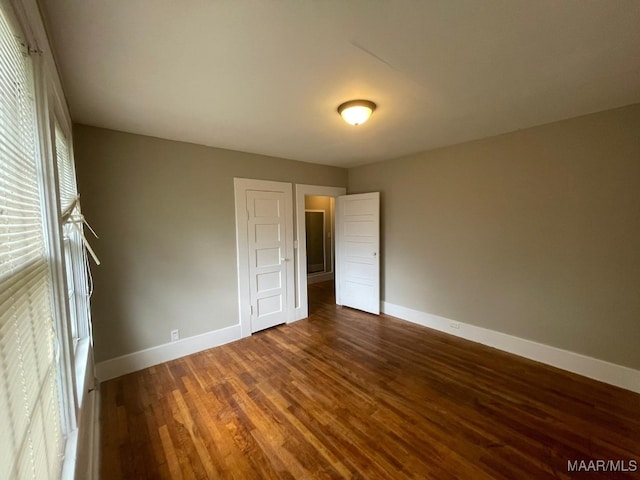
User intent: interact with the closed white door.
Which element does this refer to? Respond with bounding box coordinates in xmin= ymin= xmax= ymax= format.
xmin=336 ymin=192 xmax=380 ymax=314
xmin=246 ymin=190 xmax=290 ymax=332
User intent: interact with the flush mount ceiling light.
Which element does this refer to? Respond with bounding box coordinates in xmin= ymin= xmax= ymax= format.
xmin=337 ymin=99 xmax=376 ymax=126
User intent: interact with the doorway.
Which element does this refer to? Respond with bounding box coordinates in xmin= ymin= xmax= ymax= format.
xmin=305 ymin=196 xmax=334 ymax=314
xmin=294 ymin=185 xmax=346 ymax=321
xmin=236 ymin=181 xmax=378 ymax=329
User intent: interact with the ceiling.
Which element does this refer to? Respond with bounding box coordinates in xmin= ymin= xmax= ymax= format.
xmin=41 ymin=0 xmax=640 ymax=167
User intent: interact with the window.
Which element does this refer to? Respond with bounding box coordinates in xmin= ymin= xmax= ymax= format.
xmin=0 ymin=1 xmax=94 ymax=479
xmin=55 ymin=120 xmax=94 ymax=404
xmin=54 ymin=124 xmax=76 ymax=215
xmin=56 ymin=123 xmax=92 ymax=353
xmin=0 ymin=4 xmax=64 ymax=478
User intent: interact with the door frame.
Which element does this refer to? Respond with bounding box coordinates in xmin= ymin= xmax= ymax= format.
xmin=234 ymin=178 xmax=295 ymax=337
xmin=294 ymin=184 xmax=346 ymax=321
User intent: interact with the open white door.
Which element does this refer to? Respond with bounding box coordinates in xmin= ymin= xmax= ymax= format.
xmin=335 ymin=192 xmax=380 ymax=314
xmin=235 ymin=179 xmax=294 ymax=335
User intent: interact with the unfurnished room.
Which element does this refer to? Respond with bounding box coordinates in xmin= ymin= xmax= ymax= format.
xmin=1 ymin=1 xmax=639 ymax=479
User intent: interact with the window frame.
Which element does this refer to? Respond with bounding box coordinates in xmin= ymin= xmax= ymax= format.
xmin=53 ymin=113 xmax=93 ymax=404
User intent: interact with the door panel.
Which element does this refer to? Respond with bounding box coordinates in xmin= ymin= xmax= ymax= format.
xmin=256 ymin=271 xmax=281 ymax=291
xmin=247 ymin=190 xmax=289 ymax=332
xmin=336 ymin=192 xmax=380 ymax=315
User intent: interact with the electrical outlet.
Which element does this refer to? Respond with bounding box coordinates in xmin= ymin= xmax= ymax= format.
xmin=170 ymin=329 xmax=180 ymax=342
xmin=450 ymin=322 xmax=460 ymax=330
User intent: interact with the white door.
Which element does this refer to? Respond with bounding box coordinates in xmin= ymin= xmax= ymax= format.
xmin=335 ymin=192 xmax=380 ymax=314
xmin=235 ymin=178 xmax=294 ymax=336
xmin=247 ymin=190 xmax=290 ymax=332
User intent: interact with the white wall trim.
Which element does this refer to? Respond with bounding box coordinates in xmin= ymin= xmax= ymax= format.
xmin=382 ymin=301 xmax=640 ymax=394
xmin=89 ymin=392 xmax=100 ymax=480
xmin=60 ymin=428 xmax=78 ymax=480
xmin=60 ymin=342 xmax=98 ymax=480
xmin=95 ymin=324 xmax=241 ymax=382
xmin=68 ymin=387 xmax=99 ymax=480
xmin=307 ymin=272 xmax=334 ymax=285
xmin=75 ymin=342 xmax=99 ymax=480
xmin=294 ymin=184 xmax=346 ymax=321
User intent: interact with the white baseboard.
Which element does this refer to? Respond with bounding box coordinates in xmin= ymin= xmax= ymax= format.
xmin=96 ymin=324 xmax=242 ymax=382
xmin=307 ymin=271 xmax=334 ymax=284
xmin=382 ymin=301 xmax=640 ymax=394
xmin=308 ymin=263 xmax=325 ymax=273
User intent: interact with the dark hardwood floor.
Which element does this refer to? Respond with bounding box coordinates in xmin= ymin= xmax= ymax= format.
xmin=100 ymin=281 xmax=640 ymax=479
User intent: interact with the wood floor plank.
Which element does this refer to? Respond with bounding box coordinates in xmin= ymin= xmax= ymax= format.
xmin=158 ymin=424 xmax=184 ymax=480
xmin=100 ymin=281 xmax=640 ymax=479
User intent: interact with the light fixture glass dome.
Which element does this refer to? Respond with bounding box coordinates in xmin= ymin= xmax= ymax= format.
xmin=338 ymin=100 xmax=376 ymax=126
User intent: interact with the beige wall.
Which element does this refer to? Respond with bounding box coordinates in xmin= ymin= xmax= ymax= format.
xmin=74 ymin=125 xmax=347 ymax=362
xmin=348 ymin=104 xmax=640 ymax=370
xmin=305 ymin=195 xmax=333 ymax=273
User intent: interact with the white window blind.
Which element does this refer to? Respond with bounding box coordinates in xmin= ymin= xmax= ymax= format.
xmin=55 ymin=117 xmax=99 ymax=269
xmin=55 ymin=121 xmax=91 ymax=346
xmin=0 ymin=5 xmax=64 ymax=479
xmin=54 ymin=123 xmax=76 ymax=216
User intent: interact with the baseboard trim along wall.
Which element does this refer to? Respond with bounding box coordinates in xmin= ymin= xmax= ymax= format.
xmin=96 ymin=324 xmax=242 ymax=382
xmin=307 ymin=271 xmax=335 ymax=285
xmin=96 ymin=305 xmax=639 ymax=393
xmin=381 ymin=301 xmax=640 ymax=394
